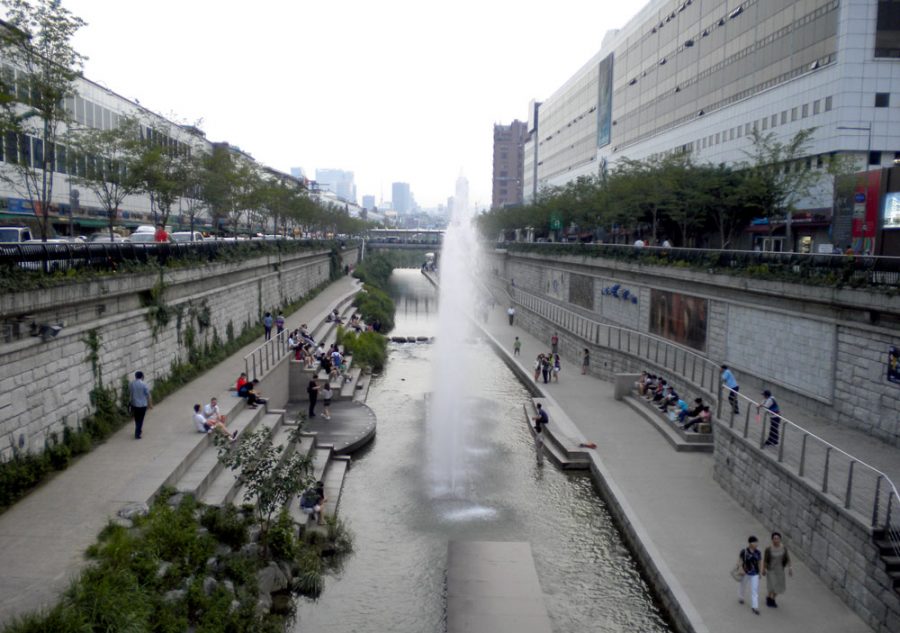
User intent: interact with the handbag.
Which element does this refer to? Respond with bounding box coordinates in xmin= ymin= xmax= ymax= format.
xmin=731 ymin=565 xmax=745 ymax=582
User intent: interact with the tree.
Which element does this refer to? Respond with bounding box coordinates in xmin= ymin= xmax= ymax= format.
xmin=0 ymin=0 xmax=86 ymax=241
xmin=198 ymin=143 xmax=238 ymax=236
xmin=131 ymin=122 xmax=193 ymax=228
xmin=742 ymin=128 xmax=821 ymax=245
xmin=179 ymin=153 xmax=206 ymax=235
xmin=66 ymin=115 xmax=143 ymax=239
xmin=215 ymin=426 xmax=313 ymax=554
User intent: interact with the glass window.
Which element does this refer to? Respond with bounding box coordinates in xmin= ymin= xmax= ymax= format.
xmin=75 ymin=97 xmax=84 ymax=124
xmin=85 ymin=101 xmax=94 ymax=127
xmin=875 ymin=92 xmax=890 ymax=107
xmin=18 ymin=134 xmax=31 ymax=167
xmin=825 ymin=96 xmax=833 ymax=111
xmin=56 ymin=144 xmax=67 ymax=174
xmin=32 ymin=138 xmax=43 ymax=169
xmin=781 ymin=111 xmax=787 ymax=124
xmin=771 ymin=114 xmax=778 ymax=127
xmin=875 ymin=1 xmax=900 ymax=58
xmin=802 ymin=104 xmax=809 ymax=118
xmin=869 ymin=151 xmax=881 ymax=166
xmin=813 ymin=100 xmax=821 ymax=114
xmin=762 ymin=118 xmax=768 ymax=130
xmin=791 ymin=107 xmax=798 ymax=121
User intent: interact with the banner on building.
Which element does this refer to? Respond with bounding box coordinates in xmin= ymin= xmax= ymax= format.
xmin=597 ymin=54 xmax=613 ymax=149
xmin=649 ymin=289 xmax=708 ymax=351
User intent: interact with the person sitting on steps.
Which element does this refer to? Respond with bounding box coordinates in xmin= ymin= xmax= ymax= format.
xmin=237 ymin=379 xmax=267 ymax=409
xmin=193 ymin=403 xmax=237 ymax=440
xmin=299 ymin=481 xmax=327 ymax=525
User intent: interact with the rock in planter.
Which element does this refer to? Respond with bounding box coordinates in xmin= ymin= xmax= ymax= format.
xmin=163 ymin=589 xmax=186 ymax=604
xmin=257 ymin=562 xmax=289 ymax=595
xmin=117 ymin=502 xmax=149 ymax=521
xmin=256 ymin=592 xmax=272 ymax=615
xmin=165 ymin=493 xmax=185 ymax=508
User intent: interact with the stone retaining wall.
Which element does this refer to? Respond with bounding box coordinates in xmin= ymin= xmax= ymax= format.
xmin=490 ymin=249 xmax=900 ymax=445
xmin=0 ymin=247 xmax=359 ymax=460
xmin=713 ymin=422 xmax=900 ymax=633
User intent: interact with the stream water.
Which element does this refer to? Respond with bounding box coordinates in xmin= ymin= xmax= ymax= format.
xmin=292 ymin=270 xmax=671 ymax=632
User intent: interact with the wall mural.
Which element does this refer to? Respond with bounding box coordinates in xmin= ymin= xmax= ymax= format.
xmin=544 ymin=269 xmax=567 ymax=301
xmin=889 ymin=346 xmax=900 ymax=385
xmin=649 ymin=289 xmax=707 ymax=351
xmin=569 ymin=273 xmax=594 ymax=309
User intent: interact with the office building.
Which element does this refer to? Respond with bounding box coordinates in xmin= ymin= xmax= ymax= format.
xmin=392 ymin=182 xmax=412 ymax=214
xmin=315 ymin=168 xmax=357 ymax=204
xmin=492 ymin=120 xmax=527 ymax=208
xmin=362 ymin=195 xmax=376 ymax=211
xmin=523 ymin=0 xmax=900 ymax=253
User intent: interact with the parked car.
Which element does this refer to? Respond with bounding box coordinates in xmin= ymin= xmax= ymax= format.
xmin=129 ymin=231 xmax=157 ymax=244
xmin=171 ymin=231 xmax=204 ymax=243
xmin=88 ymin=233 xmax=130 ymax=243
xmin=0 ymin=226 xmax=33 ymax=243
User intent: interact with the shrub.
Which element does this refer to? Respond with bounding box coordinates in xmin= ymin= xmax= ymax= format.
xmin=352 ymin=284 xmax=395 ymax=333
xmin=337 ymin=327 xmax=387 ymax=372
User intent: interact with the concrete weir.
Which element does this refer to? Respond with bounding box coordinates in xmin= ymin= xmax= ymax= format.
xmin=446 ymin=541 xmax=552 ymax=633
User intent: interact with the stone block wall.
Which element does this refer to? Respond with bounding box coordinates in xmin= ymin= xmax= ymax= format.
xmin=713 ymin=423 xmax=900 ymax=633
xmin=0 ymin=247 xmax=358 ymax=460
xmin=488 ymin=249 xmax=900 ymax=445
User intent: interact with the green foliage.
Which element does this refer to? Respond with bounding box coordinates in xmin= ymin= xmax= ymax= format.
xmin=215 ymin=426 xmax=313 ymax=553
xmin=352 ymin=284 xmax=395 ymax=333
xmin=336 ymin=326 xmax=388 ymax=372
xmin=200 ymin=505 xmax=249 ymax=550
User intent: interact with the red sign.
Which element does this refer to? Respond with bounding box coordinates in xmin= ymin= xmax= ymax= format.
xmin=851 ymin=170 xmax=881 ymax=254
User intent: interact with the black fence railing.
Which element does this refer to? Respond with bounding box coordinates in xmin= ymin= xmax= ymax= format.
xmin=0 ymin=239 xmax=342 ymax=274
xmin=497 ymin=242 xmax=900 ymax=288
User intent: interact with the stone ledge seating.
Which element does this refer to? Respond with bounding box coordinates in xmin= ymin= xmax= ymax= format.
xmin=523 ymin=399 xmax=591 ymax=470
xmin=163 ymin=298 xmax=361 ymax=528
xmin=622 ymin=376 xmax=714 ymax=453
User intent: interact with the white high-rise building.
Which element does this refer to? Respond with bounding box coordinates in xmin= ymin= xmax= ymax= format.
xmin=454 ymin=175 xmax=469 ymax=217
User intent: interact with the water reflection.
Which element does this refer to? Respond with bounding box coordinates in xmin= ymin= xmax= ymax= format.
xmin=292 ymin=270 xmax=671 ymax=633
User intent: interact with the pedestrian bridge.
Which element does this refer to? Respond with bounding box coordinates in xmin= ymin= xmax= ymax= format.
xmin=365 ymin=229 xmax=443 ymax=250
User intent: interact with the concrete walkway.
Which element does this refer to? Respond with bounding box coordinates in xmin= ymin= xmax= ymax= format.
xmin=0 ymin=276 xmax=360 ymax=626
xmin=479 ymin=305 xmax=874 ymax=633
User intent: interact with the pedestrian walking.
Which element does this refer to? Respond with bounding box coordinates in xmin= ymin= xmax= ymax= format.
xmin=533 ymin=354 xmax=543 ymax=382
xmin=737 ymin=535 xmax=762 ymax=615
xmin=541 ymin=354 xmax=551 ymax=384
xmin=550 ymin=332 xmax=559 ymax=355
xmin=307 ymin=378 xmax=320 ymax=418
xmin=581 ymin=348 xmax=590 ymax=375
xmin=759 ymin=390 xmax=782 ymax=446
xmin=513 ymin=336 xmax=521 ymax=356
xmin=763 ymin=532 xmax=792 ymax=608
xmin=263 ymin=312 xmax=273 ymax=340
xmin=507 ymin=305 xmax=516 ymax=325
xmin=275 ymin=312 xmax=286 ymax=334
xmin=552 ymin=354 xmax=561 ymax=382
xmin=129 ymin=371 xmax=152 ymax=440
xmin=531 ymin=403 xmax=549 ymax=465
xmin=721 ymin=365 xmax=740 ymax=415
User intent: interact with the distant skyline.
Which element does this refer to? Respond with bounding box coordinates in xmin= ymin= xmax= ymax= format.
xmin=53 ymin=1 xmax=641 ymax=208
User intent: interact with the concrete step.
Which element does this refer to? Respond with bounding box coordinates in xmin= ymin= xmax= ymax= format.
xmin=875 ymin=540 xmax=900 ymax=556
xmin=321 ymin=456 xmax=350 ymax=518
xmin=287 ymin=446 xmax=334 ymax=528
xmin=338 ymin=367 xmax=363 ymax=399
xmin=352 ymin=371 xmax=372 ymax=403
xmin=623 ymin=396 xmax=713 ymax=453
xmin=177 ymin=410 xmax=280 ymax=499
xmin=883 ymin=555 xmax=900 ymax=571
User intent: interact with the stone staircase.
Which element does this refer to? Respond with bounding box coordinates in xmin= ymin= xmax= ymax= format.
xmin=622 ymin=394 xmax=714 ymax=453
xmin=873 ymin=529 xmax=900 ymax=596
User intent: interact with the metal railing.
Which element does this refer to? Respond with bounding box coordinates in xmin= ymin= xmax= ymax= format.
xmin=498 ymin=278 xmax=900 ymax=557
xmin=720 ymin=386 xmax=900 ymax=555
xmin=243 ymin=329 xmax=291 ymax=381
xmin=508 ymin=284 xmax=721 ymax=398
xmin=0 ymin=238 xmax=342 ymax=274
xmin=497 ymin=242 xmax=900 ymax=288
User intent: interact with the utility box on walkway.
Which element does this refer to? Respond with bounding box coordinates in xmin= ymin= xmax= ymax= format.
xmin=614 ymin=373 xmax=641 ymax=400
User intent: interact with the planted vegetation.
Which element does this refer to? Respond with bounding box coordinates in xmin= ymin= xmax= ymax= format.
xmin=0 ymin=491 xmax=352 ymax=633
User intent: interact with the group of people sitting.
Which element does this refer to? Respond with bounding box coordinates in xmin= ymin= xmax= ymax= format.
xmin=192 ymin=397 xmax=239 ymax=441
xmin=637 ymin=371 xmax=712 ymax=432
xmin=234 ymin=373 xmax=268 ymax=409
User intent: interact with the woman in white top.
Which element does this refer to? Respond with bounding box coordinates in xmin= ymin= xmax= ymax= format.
xmin=321 ymin=383 xmax=334 ymax=420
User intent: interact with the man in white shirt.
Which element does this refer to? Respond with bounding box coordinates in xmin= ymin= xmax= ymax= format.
xmin=203 ymin=397 xmax=226 ymax=425
xmin=194 ymin=403 xmax=236 ymax=440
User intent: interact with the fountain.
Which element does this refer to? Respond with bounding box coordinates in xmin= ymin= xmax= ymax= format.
xmin=427 ymin=175 xmax=485 ymax=499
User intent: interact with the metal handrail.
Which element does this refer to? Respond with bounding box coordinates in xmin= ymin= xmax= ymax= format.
xmin=495 ymin=277 xmax=900 ymax=556
xmin=505 ymin=283 xmax=721 ymax=399
xmin=243 ymin=329 xmax=290 ymax=381
xmin=721 ymin=385 xmax=900 ymax=554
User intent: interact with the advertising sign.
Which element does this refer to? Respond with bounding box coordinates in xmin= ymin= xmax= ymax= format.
xmin=649 ymin=289 xmax=708 ymax=351
xmin=597 ymin=54 xmax=613 ymax=148
xmin=851 ymin=170 xmax=881 ymax=254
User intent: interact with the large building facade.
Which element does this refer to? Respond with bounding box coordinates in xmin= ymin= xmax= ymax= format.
xmin=524 ymin=0 xmax=900 ymax=253
xmin=392 ymin=182 xmax=412 ymax=214
xmin=491 ymin=120 xmax=527 ymax=208
xmin=314 ymin=168 xmax=357 ymax=204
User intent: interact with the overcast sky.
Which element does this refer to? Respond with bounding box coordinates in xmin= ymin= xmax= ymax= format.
xmin=57 ymin=1 xmax=640 ymax=209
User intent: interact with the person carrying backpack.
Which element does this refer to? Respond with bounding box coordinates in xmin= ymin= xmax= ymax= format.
xmin=299 ymin=481 xmax=326 ymax=525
